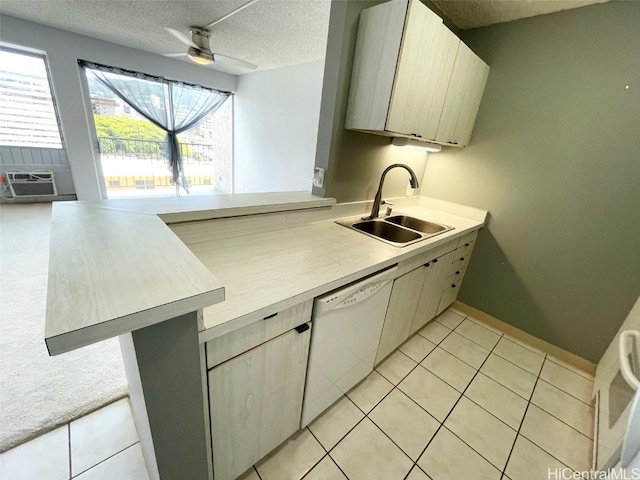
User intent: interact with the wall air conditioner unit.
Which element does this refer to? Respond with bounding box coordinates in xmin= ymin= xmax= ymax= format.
xmin=6 ymin=171 xmax=58 ymax=197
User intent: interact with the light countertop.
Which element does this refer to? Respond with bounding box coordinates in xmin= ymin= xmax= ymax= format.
xmin=184 ymin=198 xmax=487 ymax=343
xmin=44 ymin=192 xmax=335 ymax=355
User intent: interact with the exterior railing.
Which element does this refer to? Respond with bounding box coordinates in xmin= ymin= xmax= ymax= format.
xmin=97 ymin=136 xmax=218 ymax=192
xmin=97 ymin=136 xmax=214 ymax=164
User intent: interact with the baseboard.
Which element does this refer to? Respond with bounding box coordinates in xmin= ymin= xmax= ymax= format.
xmin=451 ymin=300 xmax=596 ymax=375
xmin=0 ymin=194 xmax=77 ymax=204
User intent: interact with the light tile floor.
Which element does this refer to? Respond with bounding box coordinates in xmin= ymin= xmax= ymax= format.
xmin=1 ymin=308 xmax=596 ymax=480
xmin=247 ymin=308 xmax=596 ymax=480
xmin=0 ymin=398 xmax=148 ymax=480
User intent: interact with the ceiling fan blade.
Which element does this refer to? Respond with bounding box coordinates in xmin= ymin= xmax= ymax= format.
xmin=164 ymin=27 xmax=197 ymax=48
xmin=214 ymin=54 xmax=258 ymax=70
xmin=163 ymin=53 xmax=187 ymax=58
xmin=203 ymin=0 xmax=260 ymax=29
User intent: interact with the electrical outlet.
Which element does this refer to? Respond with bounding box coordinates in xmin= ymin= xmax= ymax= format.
xmin=313 ymin=167 xmax=325 ymax=188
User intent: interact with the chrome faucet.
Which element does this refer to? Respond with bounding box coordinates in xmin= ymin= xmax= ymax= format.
xmin=367 ymin=163 xmax=420 ymax=219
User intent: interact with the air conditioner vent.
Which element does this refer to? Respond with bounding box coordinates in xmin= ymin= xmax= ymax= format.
xmin=6 ymin=171 xmax=58 ymax=197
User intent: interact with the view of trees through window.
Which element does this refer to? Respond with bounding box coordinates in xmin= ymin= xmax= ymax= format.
xmin=87 ymin=73 xmax=232 ymax=198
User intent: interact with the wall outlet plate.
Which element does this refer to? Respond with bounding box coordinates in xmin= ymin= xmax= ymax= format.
xmin=313 ymin=167 xmax=325 ymax=188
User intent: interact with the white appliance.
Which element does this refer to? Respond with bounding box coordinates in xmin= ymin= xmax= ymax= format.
xmin=6 ymin=171 xmax=58 ymax=197
xmin=620 ymin=389 xmax=640 ymax=469
xmin=301 ymin=265 xmax=397 ymax=427
xmin=593 ymin=296 xmax=640 ymax=470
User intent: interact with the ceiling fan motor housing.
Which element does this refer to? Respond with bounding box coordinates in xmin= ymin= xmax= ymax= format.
xmin=189 ymin=27 xmax=212 ymax=51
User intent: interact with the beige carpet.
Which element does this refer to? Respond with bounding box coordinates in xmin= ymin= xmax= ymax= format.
xmin=0 ymin=203 xmax=128 ymax=452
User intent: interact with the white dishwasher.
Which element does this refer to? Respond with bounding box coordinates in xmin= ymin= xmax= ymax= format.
xmin=301 ymin=265 xmax=397 ymax=427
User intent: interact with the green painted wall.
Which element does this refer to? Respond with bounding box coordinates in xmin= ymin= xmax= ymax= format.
xmin=422 ymin=1 xmax=640 ymax=362
xmin=316 ymin=0 xmax=432 ymax=202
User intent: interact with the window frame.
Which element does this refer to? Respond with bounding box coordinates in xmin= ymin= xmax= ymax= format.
xmin=0 ymin=45 xmax=65 ymax=149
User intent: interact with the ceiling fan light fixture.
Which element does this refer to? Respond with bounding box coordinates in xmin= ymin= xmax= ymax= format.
xmin=187 ymin=47 xmax=213 ymax=66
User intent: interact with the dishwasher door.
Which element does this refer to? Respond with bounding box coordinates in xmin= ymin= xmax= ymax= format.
xmin=301 ymin=266 xmax=397 ymax=427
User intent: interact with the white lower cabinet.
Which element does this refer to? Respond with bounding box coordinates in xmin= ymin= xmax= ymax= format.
xmin=436 ymin=230 xmax=478 ymax=315
xmin=375 ymin=266 xmax=427 ymax=364
xmin=207 ymin=315 xmax=311 ymax=480
xmin=410 ymin=249 xmax=455 ymax=334
xmin=375 ymin=231 xmax=479 ymax=364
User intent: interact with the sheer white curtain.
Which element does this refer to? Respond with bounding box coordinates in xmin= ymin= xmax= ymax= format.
xmin=82 ymin=62 xmax=230 ymax=193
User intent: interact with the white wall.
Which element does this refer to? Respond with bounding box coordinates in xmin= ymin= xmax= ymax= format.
xmin=233 ymin=60 xmax=324 ymax=193
xmin=0 ymin=15 xmax=237 ymax=201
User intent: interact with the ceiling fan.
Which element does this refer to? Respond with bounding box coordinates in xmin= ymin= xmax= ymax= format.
xmin=162 ymin=0 xmax=259 ymax=71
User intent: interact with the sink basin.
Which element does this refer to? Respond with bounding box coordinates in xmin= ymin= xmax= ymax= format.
xmin=337 ymin=214 xmax=454 ymax=247
xmin=385 ymin=215 xmax=449 ymax=234
xmin=352 ymin=220 xmax=422 ymax=244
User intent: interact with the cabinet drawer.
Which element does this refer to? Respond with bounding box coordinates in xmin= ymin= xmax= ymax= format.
xmin=399 ymin=238 xmax=458 ymax=275
xmin=452 ymin=251 xmax=471 ymax=272
xmin=437 ymin=283 xmax=459 ymax=316
xmin=457 ymin=230 xmax=478 ymax=250
xmin=456 ymin=239 xmax=475 ymax=259
xmin=446 ymin=265 xmax=467 ymax=285
xmin=206 ymin=300 xmax=313 ymax=369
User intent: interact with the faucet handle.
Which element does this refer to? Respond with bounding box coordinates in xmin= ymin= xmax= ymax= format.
xmin=382 ymin=200 xmax=394 ymax=216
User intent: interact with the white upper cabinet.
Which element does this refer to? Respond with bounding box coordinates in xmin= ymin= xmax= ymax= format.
xmin=436 ymin=44 xmax=490 ymax=146
xmin=387 ymin=1 xmax=459 ymax=140
xmin=345 ymin=0 xmax=489 ymax=147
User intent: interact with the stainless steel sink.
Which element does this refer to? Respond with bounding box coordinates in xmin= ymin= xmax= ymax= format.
xmin=352 ymin=220 xmax=422 ymax=244
xmin=337 ymin=215 xmax=453 ymax=247
xmin=385 ymin=215 xmax=449 ymax=234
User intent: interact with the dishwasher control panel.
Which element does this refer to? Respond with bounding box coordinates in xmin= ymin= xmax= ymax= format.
xmin=338 ymin=283 xmax=385 ymax=308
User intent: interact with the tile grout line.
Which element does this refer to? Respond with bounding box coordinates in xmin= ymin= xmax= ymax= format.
xmin=462 ymin=312 xmax=594 ymax=381
xmin=252 ymin=465 xmax=263 ymax=480
xmin=518 ymin=355 xmax=593 ymax=471
xmin=300 ymin=310 xmax=593 ymax=480
xmin=416 ymin=325 xmax=593 ymax=477
xmin=536 ymin=376 xmax=594 ymax=406
xmin=499 ymin=353 xmax=547 ymax=479
xmin=545 ymin=357 xmax=595 ymax=381
xmin=69 ymin=441 xmax=139 ymax=479
xmin=409 ymin=332 xmax=507 ymax=477
xmin=328 ymin=342 xmax=446 ymax=479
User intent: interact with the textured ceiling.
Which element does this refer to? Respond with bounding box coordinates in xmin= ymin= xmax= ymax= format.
xmin=0 ymin=0 xmax=613 ymax=76
xmin=0 ymin=0 xmax=331 ymax=75
xmin=433 ymin=0 xmax=611 ymax=29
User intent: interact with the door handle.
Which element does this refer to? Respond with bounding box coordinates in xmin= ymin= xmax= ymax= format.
xmin=619 ymin=330 xmax=640 ymax=390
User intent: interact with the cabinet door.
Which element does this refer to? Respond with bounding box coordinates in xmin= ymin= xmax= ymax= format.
xmin=209 ymin=326 xmax=311 ymax=480
xmin=387 ymin=0 xmax=459 ymax=139
xmin=437 ymin=282 xmax=459 ymax=316
xmin=345 ymin=0 xmax=408 ymax=131
xmin=375 ymin=267 xmax=427 ymax=364
xmin=436 ymin=42 xmax=490 ymax=146
xmin=411 ymin=250 xmax=455 ymax=333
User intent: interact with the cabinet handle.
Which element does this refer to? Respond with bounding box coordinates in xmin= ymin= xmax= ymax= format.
xmin=424 ymin=262 xmax=431 ymax=267
xmin=263 ymin=313 xmax=278 ymax=320
xmin=465 ymin=243 xmax=470 ymax=247
xmin=460 ymin=257 xmax=465 ymax=261
xmin=451 ymin=284 xmax=457 ymax=288
xmin=456 ymin=271 xmax=460 ymax=275
xmin=294 ymin=323 xmax=310 ymax=334
xmin=432 ymin=258 xmax=438 ymax=263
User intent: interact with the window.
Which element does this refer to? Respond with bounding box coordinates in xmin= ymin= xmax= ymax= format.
xmin=0 ymin=48 xmax=63 ymax=148
xmin=85 ymin=66 xmax=233 ymax=198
